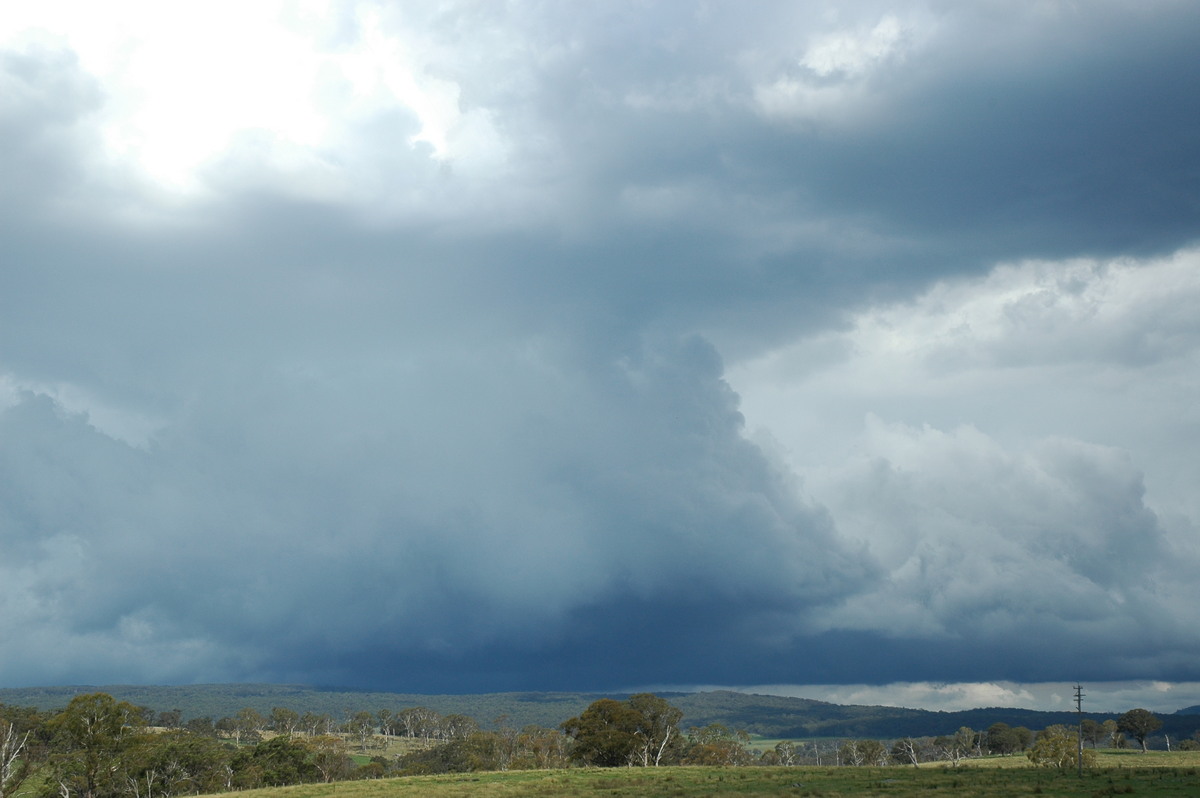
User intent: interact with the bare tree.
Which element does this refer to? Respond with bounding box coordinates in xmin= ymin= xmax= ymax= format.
xmin=440 ymin=714 xmax=479 ymax=741
xmin=398 ymin=707 xmax=441 ymax=742
xmin=774 ymin=741 xmax=798 ymax=766
xmin=301 ymin=713 xmax=332 ymax=737
xmin=270 ymin=708 xmax=300 ymax=736
xmin=376 ymin=710 xmax=394 ymax=742
xmin=306 ymin=735 xmax=352 ymax=783
xmin=1 ymin=721 xmax=33 ymax=798
xmin=891 ymin=737 xmax=924 ymax=767
xmin=345 ymin=711 xmax=376 ymax=753
xmin=838 ymin=739 xmax=888 ymax=767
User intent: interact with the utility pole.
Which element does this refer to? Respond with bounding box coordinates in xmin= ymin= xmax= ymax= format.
xmin=1074 ymin=684 xmax=1085 ymax=778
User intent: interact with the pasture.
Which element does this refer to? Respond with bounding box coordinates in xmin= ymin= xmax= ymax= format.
xmin=197 ymin=759 xmax=1200 ymax=798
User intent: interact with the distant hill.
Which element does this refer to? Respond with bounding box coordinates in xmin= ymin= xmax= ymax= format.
xmin=3 ymin=684 xmax=1200 ymax=741
xmin=1177 ymin=705 xmax=1200 ymax=715
xmin=0 ymin=684 xmax=600 ymax=731
xmin=666 ymin=690 xmax=1197 ymax=740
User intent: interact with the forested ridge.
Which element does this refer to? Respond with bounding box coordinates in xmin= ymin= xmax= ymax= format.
xmin=3 ymin=684 xmax=1200 ymax=739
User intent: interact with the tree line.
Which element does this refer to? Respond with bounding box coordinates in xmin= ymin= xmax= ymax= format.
xmin=830 ymin=708 xmax=1178 ymax=771
xmin=1 ymin=692 xmax=1193 ymax=798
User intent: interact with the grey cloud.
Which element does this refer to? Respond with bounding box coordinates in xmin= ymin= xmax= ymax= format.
xmin=0 ymin=44 xmax=101 ymax=207
xmin=9 ymin=4 xmax=1200 ymax=350
xmin=0 ymin=332 xmax=874 ymax=688
xmin=2 ymin=1 xmax=1199 ymax=691
xmin=804 ymin=419 xmax=1199 ymax=681
xmin=744 ymin=9 xmax=1200 ymax=259
xmin=403 ymin=1 xmax=1200 ymax=353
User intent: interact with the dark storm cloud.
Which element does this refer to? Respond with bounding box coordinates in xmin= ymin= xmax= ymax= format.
xmin=782 ymin=17 xmax=1200 ymax=256
xmin=1 ymin=1 xmax=1199 ymax=692
xmin=0 ymin=329 xmax=875 ymax=688
xmin=396 ymin=1 xmax=1200 ymax=350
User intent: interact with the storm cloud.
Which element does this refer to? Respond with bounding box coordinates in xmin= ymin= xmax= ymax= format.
xmin=1 ymin=1 xmax=1198 ymax=695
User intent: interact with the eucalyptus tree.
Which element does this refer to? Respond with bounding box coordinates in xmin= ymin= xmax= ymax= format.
xmin=1117 ymin=709 xmax=1162 ymax=752
xmin=41 ymin=693 xmax=146 ymax=798
xmin=269 ymin=708 xmax=300 ymax=736
xmin=561 ymin=699 xmax=645 ymax=766
xmin=121 ymin=730 xmax=233 ymax=797
xmin=1 ymin=719 xmax=33 ymax=798
xmin=682 ymin=724 xmax=754 ymax=766
xmin=344 ymin=711 xmax=375 ymax=752
xmin=1027 ymin=725 xmax=1098 ymax=769
xmin=626 ymin=693 xmax=683 ymax=766
xmin=562 ymin=694 xmax=685 ymax=767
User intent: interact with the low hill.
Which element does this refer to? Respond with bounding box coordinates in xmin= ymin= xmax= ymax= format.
xmin=3 ymin=684 xmax=1199 ymax=741
xmin=667 ymin=690 xmax=1198 ymax=740
xmin=0 ymin=684 xmax=600 ymax=731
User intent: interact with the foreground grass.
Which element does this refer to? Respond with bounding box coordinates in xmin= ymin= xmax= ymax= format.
xmin=204 ymin=764 xmax=1200 ymax=798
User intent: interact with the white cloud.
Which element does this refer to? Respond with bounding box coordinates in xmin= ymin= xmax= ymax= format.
xmin=730 ymin=249 xmax=1200 ymax=653
xmin=730 ymin=249 xmax=1200 ymax=519
xmin=803 ymin=420 xmax=1180 ymax=638
xmin=801 ymin=15 xmax=909 ymax=78
xmin=753 ymin=13 xmax=928 ymax=124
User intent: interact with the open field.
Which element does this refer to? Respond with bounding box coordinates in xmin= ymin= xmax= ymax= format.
xmin=953 ymin=749 xmax=1200 ymax=769
xmin=1091 ymin=749 xmax=1200 ymax=768
xmin=192 ymin=763 xmax=1200 ymax=798
xmin=940 ymin=748 xmax=1200 ymax=768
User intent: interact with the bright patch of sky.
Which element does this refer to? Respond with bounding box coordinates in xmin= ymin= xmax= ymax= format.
xmin=0 ymin=0 xmax=494 ymax=198
xmin=693 ymin=681 xmax=1200 ymax=715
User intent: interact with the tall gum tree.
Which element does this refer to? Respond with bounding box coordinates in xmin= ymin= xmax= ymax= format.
xmin=1 ymin=719 xmax=33 ymax=798
xmin=626 ymin=694 xmax=684 ymax=766
xmin=1117 ymin=709 xmax=1162 ymax=752
xmin=43 ymin=693 xmax=146 ymax=798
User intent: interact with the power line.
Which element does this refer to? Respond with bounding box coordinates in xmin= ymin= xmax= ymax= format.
xmin=1074 ymin=684 xmax=1085 ymax=778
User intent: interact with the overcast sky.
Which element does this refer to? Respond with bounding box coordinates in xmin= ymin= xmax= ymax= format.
xmin=2 ymin=1 xmax=1199 ymax=713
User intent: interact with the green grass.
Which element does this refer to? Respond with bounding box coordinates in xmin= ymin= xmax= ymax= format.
xmin=1092 ymin=749 xmax=1200 ymax=767
xmin=195 ymin=764 xmax=1200 ymax=798
xmin=954 ymin=749 xmax=1200 ymax=769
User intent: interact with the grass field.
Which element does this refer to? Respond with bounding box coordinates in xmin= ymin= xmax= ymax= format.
xmin=15 ymin=747 xmax=1197 ymax=798
xmin=194 ymin=760 xmax=1200 ymax=798
xmin=955 ymin=749 xmax=1200 ymax=769
xmin=1092 ymin=749 xmax=1200 ymax=768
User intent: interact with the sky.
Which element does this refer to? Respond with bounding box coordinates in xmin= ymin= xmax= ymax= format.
xmin=2 ymin=0 xmax=1199 ymax=714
